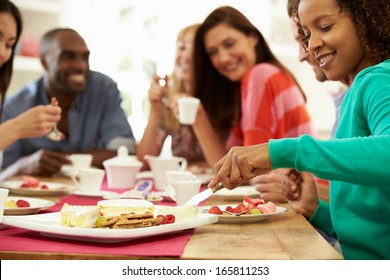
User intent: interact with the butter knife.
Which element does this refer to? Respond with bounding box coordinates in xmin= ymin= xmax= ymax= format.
xmin=183 ymin=182 xmax=224 ymax=206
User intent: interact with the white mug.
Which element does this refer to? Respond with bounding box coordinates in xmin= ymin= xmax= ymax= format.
xmin=67 ymin=154 xmax=93 ymax=169
xmin=166 ymin=179 xmax=202 ymax=206
xmin=78 ymin=168 xmax=105 ymax=194
xmin=0 ymin=188 xmax=9 ymax=223
xmin=177 ymin=97 xmax=200 ymax=125
xmin=145 ymin=155 xmax=187 ymax=191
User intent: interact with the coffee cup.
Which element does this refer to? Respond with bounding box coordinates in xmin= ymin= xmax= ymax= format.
xmin=177 ymin=97 xmax=200 ymax=125
xmin=166 ymin=179 xmax=202 ymax=206
xmin=78 ymin=168 xmax=105 ymax=194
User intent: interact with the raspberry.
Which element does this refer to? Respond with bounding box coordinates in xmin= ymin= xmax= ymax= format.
xmin=16 ymin=199 xmax=30 ymax=208
xmin=165 ymin=214 xmax=175 ymax=224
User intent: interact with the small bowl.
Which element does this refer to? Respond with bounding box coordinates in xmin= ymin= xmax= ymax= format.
xmin=103 ymin=156 xmax=142 ymax=190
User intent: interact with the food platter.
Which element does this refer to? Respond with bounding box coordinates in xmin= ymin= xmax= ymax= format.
xmin=199 ymin=204 xmax=287 ymax=224
xmin=4 ymin=197 xmax=55 ymax=215
xmin=1 ymin=209 xmax=218 ymax=243
xmin=0 ymin=180 xmax=69 ymax=196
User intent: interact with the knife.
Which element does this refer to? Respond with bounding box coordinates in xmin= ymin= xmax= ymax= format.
xmin=183 ymin=182 xmax=225 ymax=206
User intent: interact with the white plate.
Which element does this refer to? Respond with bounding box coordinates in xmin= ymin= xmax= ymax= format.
xmin=74 ymin=190 xmax=115 ymax=198
xmin=211 ymin=186 xmax=260 ymax=200
xmin=1 ymin=210 xmax=218 ymax=243
xmin=4 ymin=197 xmax=55 ymax=215
xmin=0 ymin=180 xmax=69 ymax=196
xmin=199 ymin=204 xmax=287 ymax=224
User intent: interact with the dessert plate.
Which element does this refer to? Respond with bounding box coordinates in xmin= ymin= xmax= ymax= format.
xmin=4 ymin=197 xmax=55 ymax=215
xmin=199 ymin=204 xmax=287 ymax=224
xmin=1 ymin=212 xmax=218 ymax=243
xmin=0 ymin=180 xmax=69 ymax=196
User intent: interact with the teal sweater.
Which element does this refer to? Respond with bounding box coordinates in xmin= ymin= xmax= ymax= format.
xmin=269 ymin=59 xmax=390 ymax=260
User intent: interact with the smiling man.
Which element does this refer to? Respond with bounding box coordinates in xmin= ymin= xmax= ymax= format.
xmin=1 ymin=28 xmax=135 ymax=177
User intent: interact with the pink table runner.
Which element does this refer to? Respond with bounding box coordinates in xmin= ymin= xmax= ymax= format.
xmin=0 ymin=194 xmax=193 ymax=258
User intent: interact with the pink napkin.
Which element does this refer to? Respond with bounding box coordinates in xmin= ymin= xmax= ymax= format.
xmin=0 ymin=195 xmax=192 ymax=257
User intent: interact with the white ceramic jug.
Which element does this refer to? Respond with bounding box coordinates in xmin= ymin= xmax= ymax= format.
xmin=144 ymin=155 xmax=187 ymax=191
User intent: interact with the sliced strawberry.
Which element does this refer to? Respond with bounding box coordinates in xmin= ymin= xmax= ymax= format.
xmin=40 ymin=185 xmax=49 ymax=189
xmin=16 ymin=199 xmax=30 ymax=208
xmin=208 ymin=205 xmax=222 ymax=215
xmin=225 ymin=206 xmax=234 ymax=212
xmin=165 ymin=214 xmax=175 ymax=224
xmin=157 ymin=214 xmax=167 ymax=225
xmin=234 ymin=204 xmax=249 ymax=214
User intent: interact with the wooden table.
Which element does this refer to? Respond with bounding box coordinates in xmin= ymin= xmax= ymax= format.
xmin=0 ymin=176 xmax=343 ymax=260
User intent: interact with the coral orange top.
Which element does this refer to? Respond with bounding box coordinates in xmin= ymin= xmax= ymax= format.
xmin=226 ymin=63 xmax=318 ymax=147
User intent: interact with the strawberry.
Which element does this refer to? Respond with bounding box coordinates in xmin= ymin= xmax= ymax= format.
xmin=157 ymin=214 xmax=167 ymax=225
xmin=225 ymin=206 xmax=234 ymax=212
xmin=16 ymin=199 xmax=30 ymax=208
xmin=40 ymin=185 xmax=49 ymax=189
xmin=234 ymin=204 xmax=249 ymax=214
xmin=165 ymin=214 xmax=175 ymax=224
xmin=208 ymin=205 xmax=222 ymax=215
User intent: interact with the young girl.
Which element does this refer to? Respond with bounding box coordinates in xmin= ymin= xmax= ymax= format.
xmin=208 ymin=0 xmax=390 ymax=259
xmin=0 ymin=1 xmax=61 ymax=160
xmin=188 ymin=6 xmax=317 ymax=167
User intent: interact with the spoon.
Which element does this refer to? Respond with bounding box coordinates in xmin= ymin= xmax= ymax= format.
xmin=47 ymin=97 xmax=66 ymax=141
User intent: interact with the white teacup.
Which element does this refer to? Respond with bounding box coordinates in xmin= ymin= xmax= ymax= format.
xmin=177 ymin=97 xmax=200 ymax=125
xmin=166 ymin=179 xmax=202 ymax=206
xmin=166 ymin=170 xmax=196 ymax=183
xmin=0 ymin=188 xmax=9 ymax=223
xmin=145 ymin=155 xmax=187 ymax=191
xmin=78 ymin=168 xmax=105 ymax=194
xmin=68 ymin=154 xmax=93 ymax=169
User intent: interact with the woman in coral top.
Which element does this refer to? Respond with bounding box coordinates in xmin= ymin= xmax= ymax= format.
xmin=181 ymin=6 xmax=317 ymax=168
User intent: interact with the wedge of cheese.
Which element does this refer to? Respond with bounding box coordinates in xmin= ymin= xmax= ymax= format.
xmin=60 ymin=203 xmax=100 ymax=228
xmin=97 ymin=199 xmax=154 ymax=218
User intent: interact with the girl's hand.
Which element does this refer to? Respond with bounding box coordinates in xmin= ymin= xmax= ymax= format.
xmin=148 ymin=73 xmax=168 ymax=112
xmin=12 ymin=105 xmax=61 ymax=139
xmin=251 ymin=168 xmax=293 ymax=202
xmin=208 ymin=143 xmax=272 ymax=190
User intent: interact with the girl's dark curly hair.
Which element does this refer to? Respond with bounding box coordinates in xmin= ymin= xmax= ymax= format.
xmin=295 ymin=0 xmax=390 ymax=65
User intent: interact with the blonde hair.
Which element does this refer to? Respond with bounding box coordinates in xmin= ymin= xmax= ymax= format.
xmin=163 ymin=23 xmax=200 ymax=133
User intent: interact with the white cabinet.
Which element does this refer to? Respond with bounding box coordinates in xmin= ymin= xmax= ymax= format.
xmin=8 ymin=0 xmax=66 ymax=96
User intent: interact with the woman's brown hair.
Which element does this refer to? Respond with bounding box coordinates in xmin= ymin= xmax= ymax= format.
xmin=0 ymin=0 xmax=23 ymax=119
xmin=192 ymin=6 xmax=306 ymax=135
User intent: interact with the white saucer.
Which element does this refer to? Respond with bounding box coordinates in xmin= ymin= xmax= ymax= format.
xmin=74 ymin=190 xmax=115 ymax=198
